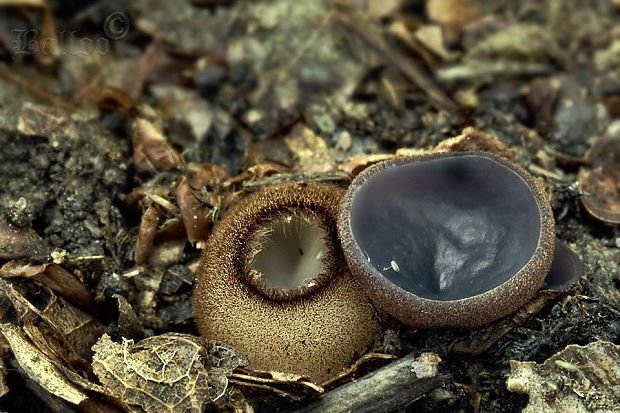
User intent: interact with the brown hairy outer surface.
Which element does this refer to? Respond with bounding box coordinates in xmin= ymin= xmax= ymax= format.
xmin=194 ymin=182 xmax=382 ymax=384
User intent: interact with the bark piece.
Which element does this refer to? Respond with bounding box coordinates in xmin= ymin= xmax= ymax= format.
xmin=292 ymin=352 xmax=448 ymax=413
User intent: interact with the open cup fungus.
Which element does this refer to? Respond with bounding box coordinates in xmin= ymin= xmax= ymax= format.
xmin=338 ymin=151 xmax=561 ymax=328
xmin=194 ymin=182 xmax=381 ymax=383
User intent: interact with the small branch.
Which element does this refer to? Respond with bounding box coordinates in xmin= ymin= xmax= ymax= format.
xmin=0 ymin=63 xmax=76 ymax=111
xmin=336 ymin=13 xmax=458 ymax=114
xmin=290 ymin=352 xmax=450 ymax=413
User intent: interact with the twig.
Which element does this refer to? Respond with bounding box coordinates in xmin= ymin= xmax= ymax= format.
xmin=0 ymin=63 xmax=76 ymax=111
xmin=437 ymin=61 xmax=552 ymax=82
xmin=336 ymin=13 xmax=458 ymax=114
xmin=290 ymin=352 xmax=450 ymax=413
xmin=230 ymin=371 xmax=323 ymax=396
xmin=229 ymin=378 xmax=302 ymax=402
xmin=130 ymin=39 xmax=164 ymax=102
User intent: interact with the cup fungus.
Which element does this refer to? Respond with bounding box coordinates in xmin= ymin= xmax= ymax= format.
xmin=338 ymin=151 xmax=557 ymax=328
xmin=543 ymin=240 xmax=584 ymax=291
xmin=194 ymin=182 xmax=381 ymax=383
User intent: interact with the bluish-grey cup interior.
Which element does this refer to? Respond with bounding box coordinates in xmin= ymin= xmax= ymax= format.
xmin=349 ymin=154 xmax=542 ymax=301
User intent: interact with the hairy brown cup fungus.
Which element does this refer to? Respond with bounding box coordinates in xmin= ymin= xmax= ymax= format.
xmin=338 ymin=152 xmax=558 ymax=328
xmin=194 ymin=182 xmax=381 ymax=383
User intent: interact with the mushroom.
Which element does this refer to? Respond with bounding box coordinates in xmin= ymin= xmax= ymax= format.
xmin=194 ymin=182 xmax=381 ymax=383
xmin=338 ymin=151 xmax=571 ymax=328
xmin=542 ymin=240 xmax=584 ymax=291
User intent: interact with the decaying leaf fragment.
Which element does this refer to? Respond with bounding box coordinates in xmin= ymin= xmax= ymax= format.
xmin=97 ymin=86 xmax=138 ymax=115
xmin=433 ymin=127 xmax=516 ymax=160
xmin=579 ymin=166 xmax=620 ymax=226
xmin=284 ymin=125 xmax=335 ymax=173
xmin=17 ymin=102 xmax=69 ymax=137
xmin=0 ymin=362 xmax=7 ymax=399
xmin=0 ymin=261 xmax=99 ymax=315
xmin=426 ymin=0 xmax=483 ymax=44
xmin=187 ymin=163 xmax=229 ymax=190
xmin=338 ymin=154 xmax=396 ymax=176
xmin=0 ymin=219 xmax=50 ymax=260
xmin=247 ymin=163 xmax=289 ymax=179
xmin=507 ymin=341 xmax=620 ymax=413
xmin=135 ymin=204 xmax=163 ymax=265
xmin=92 ymin=333 xmax=247 ymax=413
xmin=133 ymin=119 xmax=183 ymax=174
xmin=175 ymin=176 xmax=209 ymax=244
xmin=0 ymin=276 xmax=103 ymax=363
xmin=114 ymin=294 xmax=144 ymax=341
xmin=578 ymin=133 xmax=620 ymax=226
xmin=1 ymin=323 xmax=88 ymax=405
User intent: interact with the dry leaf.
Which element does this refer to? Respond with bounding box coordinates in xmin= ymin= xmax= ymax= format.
xmin=175 ymin=176 xmax=208 ymax=244
xmin=97 ymin=87 xmax=138 ymax=114
xmin=426 ymin=0 xmax=483 ymax=44
xmin=284 ymin=125 xmax=334 ymax=173
xmin=17 ymin=102 xmax=69 ymax=137
xmin=579 ymin=166 xmax=620 ymax=226
xmin=247 ymin=163 xmax=289 ymax=179
xmin=92 ymin=333 xmax=246 ymax=413
xmin=507 ymin=341 xmax=620 ymax=413
xmin=587 ymin=133 xmax=620 ymax=168
xmin=394 ymin=148 xmax=427 ymax=157
xmin=433 ymin=127 xmax=516 ymax=161
xmin=135 ymin=204 xmax=163 ymax=265
xmin=0 ymin=220 xmax=50 ymax=260
xmin=414 ymin=25 xmax=461 ymax=61
xmin=365 ymin=0 xmax=403 ymax=20
xmin=0 ymin=261 xmax=99 ymax=315
xmin=579 ymin=133 xmax=620 ymax=225
xmin=426 ymin=0 xmax=483 ymax=27
xmin=133 ymin=119 xmax=183 ymax=174
xmin=245 ymin=139 xmax=294 ymax=168
xmin=114 ymin=294 xmax=144 ymax=341
xmin=0 ymin=277 xmax=103 ymax=363
xmin=39 ymin=294 xmax=104 ymax=361
xmin=187 ymin=163 xmax=229 ymax=189
xmin=338 ymin=154 xmax=395 ymax=176
xmin=1 ymin=323 xmax=88 ymax=405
